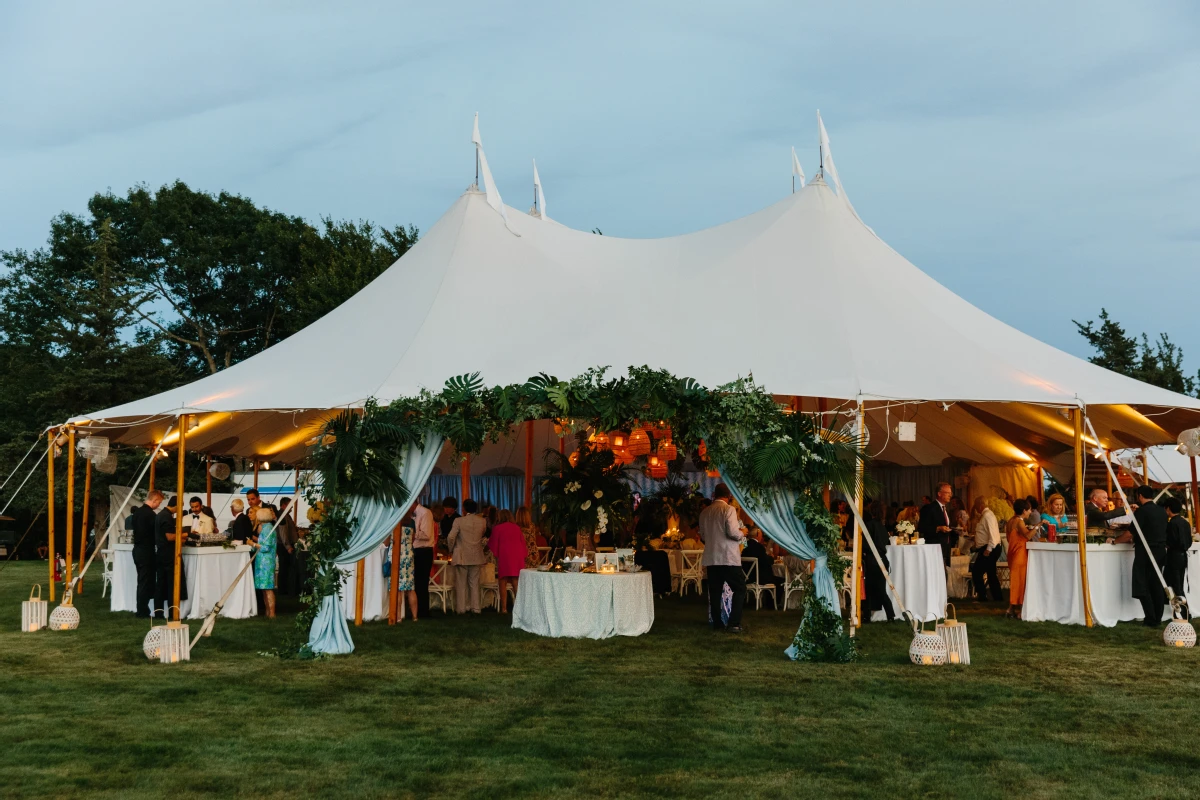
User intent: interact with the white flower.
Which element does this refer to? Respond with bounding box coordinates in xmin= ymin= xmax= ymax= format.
xmin=344 ymin=465 xmax=353 ymax=478
xmin=580 ymin=500 xmax=592 ymax=511
xmin=593 ymin=490 xmax=603 ymax=499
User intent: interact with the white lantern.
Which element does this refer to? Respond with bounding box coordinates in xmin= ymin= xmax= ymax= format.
xmin=1164 ymin=619 xmax=1196 ymax=649
xmin=22 ymin=584 xmax=48 ymax=632
xmin=143 ymin=626 xmax=165 ymax=661
xmin=159 ymin=620 xmax=191 ymax=664
xmin=49 ymin=600 xmax=80 ymax=631
xmin=936 ymin=604 xmax=970 ymax=665
xmin=907 ymin=614 xmax=947 ymax=666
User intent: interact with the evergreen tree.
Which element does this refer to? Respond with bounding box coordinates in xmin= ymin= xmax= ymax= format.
xmin=1074 ymin=309 xmax=1199 ymax=397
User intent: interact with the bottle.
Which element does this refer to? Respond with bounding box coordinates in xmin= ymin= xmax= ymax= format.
xmin=1047 ymin=523 xmax=1057 ymax=543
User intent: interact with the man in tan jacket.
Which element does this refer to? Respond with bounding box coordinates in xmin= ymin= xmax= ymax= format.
xmin=448 ymin=498 xmax=487 ymax=613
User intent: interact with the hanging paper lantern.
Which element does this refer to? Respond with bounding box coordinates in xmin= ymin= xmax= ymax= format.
xmin=588 ymin=431 xmax=610 ymax=451
xmin=609 ymin=431 xmax=628 ymax=449
xmin=647 ymin=454 xmax=667 ymax=479
xmin=610 ymin=446 xmax=630 ymax=464
xmin=627 ymin=428 xmax=651 ymax=457
xmin=653 ymin=422 xmax=672 ymax=440
xmin=22 ymin=584 xmax=47 ymax=632
xmin=657 ymin=438 xmax=678 ymax=461
xmin=49 ymin=601 xmax=79 ymax=631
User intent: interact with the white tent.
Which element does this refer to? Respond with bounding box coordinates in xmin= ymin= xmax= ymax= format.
xmin=69 ymin=123 xmax=1200 ymax=471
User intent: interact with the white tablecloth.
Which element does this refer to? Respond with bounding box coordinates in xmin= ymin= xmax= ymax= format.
xmin=108 ymin=544 xmax=137 ymax=612
xmin=179 ymin=545 xmax=258 ymax=620
xmin=338 ymin=544 xmax=388 ymax=622
xmin=876 ymin=544 xmax=947 ymax=622
xmin=512 ymin=569 xmax=654 ymax=638
xmin=1022 ymin=542 xmax=1199 ymax=626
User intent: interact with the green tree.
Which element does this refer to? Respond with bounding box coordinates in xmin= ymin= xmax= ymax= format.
xmin=1074 ymin=308 xmax=1199 ymax=396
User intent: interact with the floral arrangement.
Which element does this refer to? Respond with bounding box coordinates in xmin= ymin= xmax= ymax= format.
xmin=985 ymin=496 xmax=1015 ymax=524
xmin=540 ymin=439 xmax=632 ymax=543
xmin=894 ymin=519 xmax=916 ymax=543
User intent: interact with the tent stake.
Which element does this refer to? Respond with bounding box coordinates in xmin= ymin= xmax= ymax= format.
xmin=47 ymin=431 xmax=56 ymax=602
xmin=1073 ymin=408 xmax=1094 ymax=627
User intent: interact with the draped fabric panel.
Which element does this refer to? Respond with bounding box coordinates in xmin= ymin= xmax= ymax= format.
xmin=720 ymin=473 xmax=840 ymax=660
xmin=308 ymin=432 xmax=445 ymax=654
xmin=866 ymin=465 xmax=958 ymax=508
xmin=420 ymin=475 xmax=525 ymax=511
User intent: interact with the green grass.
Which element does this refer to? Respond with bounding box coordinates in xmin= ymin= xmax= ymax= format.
xmin=2 ymin=561 xmax=1199 ymax=799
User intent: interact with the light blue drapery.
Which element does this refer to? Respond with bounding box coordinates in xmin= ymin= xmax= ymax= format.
xmin=720 ymin=473 xmax=840 ymax=660
xmin=308 ymin=431 xmax=445 ymax=654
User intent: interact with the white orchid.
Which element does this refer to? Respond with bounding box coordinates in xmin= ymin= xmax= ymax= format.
xmin=580 ymin=500 xmax=592 ymax=511
xmin=593 ymin=490 xmax=603 ymax=499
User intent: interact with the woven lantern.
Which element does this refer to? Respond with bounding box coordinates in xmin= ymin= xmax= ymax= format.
xmin=610 ymin=445 xmax=630 ymax=464
xmin=588 ymin=431 xmax=610 ymax=451
xmin=657 ymin=438 xmax=678 ymax=461
xmin=568 ymin=451 xmax=579 ymax=468
xmin=907 ymin=614 xmax=947 ymax=666
xmin=647 ymin=454 xmax=668 ymax=480
xmin=49 ymin=599 xmax=80 ymax=631
xmin=627 ymin=427 xmax=651 ymax=457
xmin=609 ymin=430 xmax=628 ymax=449
xmin=935 ymin=604 xmax=970 ymax=665
xmin=159 ymin=619 xmax=191 ymax=664
xmin=1164 ymin=617 xmax=1197 ymax=648
xmin=652 ymin=422 xmax=672 ymax=440
xmin=22 ymin=584 xmax=47 ymax=632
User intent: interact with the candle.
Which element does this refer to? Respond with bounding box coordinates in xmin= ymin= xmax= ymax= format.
xmin=921 ymin=655 xmax=932 ymax=665
xmin=949 ymin=652 xmax=960 ymax=664
xmin=28 ymin=623 xmax=38 ymax=632
xmin=1175 ymin=640 xmax=1185 ymax=648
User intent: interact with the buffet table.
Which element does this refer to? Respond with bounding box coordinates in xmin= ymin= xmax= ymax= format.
xmin=180 ymin=544 xmax=257 ymax=620
xmin=1022 ymin=542 xmax=1200 ymax=626
xmin=107 ymin=543 xmax=137 ymax=613
xmin=512 ymin=569 xmax=654 ymax=638
xmin=872 ymin=543 xmax=947 ymax=622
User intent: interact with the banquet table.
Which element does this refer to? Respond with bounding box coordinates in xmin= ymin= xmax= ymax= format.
xmin=512 ymin=569 xmax=654 ymax=638
xmin=179 ymin=544 xmax=258 ymax=620
xmin=872 ymin=543 xmax=947 ymax=622
xmin=1022 ymin=542 xmax=1200 ymax=626
xmin=107 ymin=543 xmax=137 ymax=613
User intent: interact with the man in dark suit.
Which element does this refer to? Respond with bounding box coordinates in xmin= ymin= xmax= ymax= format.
xmin=1117 ymin=485 xmax=1168 ymax=627
xmin=918 ymin=482 xmax=955 ymax=567
xmin=1163 ymin=497 xmax=1192 ymax=601
xmin=131 ymin=491 xmax=163 ymax=618
xmin=227 ymin=499 xmax=254 ymax=542
xmin=154 ymin=496 xmax=187 ymax=616
xmin=1085 ymin=488 xmax=1126 ymax=531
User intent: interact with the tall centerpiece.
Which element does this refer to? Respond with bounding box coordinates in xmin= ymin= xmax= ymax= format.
xmin=540 ymin=438 xmax=632 ymax=553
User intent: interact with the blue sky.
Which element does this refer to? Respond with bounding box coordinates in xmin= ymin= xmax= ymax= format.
xmin=2 ymin=2 xmax=1198 ymax=367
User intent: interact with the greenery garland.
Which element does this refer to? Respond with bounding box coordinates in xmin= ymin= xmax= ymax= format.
xmin=289 ymin=367 xmax=864 ymax=662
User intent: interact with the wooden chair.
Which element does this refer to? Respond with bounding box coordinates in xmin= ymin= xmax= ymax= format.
xmin=428 ymin=560 xmax=454 ymax=612
xmin=100 ymin=549 xmax=115 ymax=598
xmin=778 ymin=559 xmax=806 ymax=611
xmin=679 ymin=550 xmax=704 ymax=596
xmin=741 ymin=558 xmax=777 ymax=610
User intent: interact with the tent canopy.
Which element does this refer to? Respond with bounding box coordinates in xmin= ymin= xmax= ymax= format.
xmin=70 ymin=144 xmax=1200 ymax=468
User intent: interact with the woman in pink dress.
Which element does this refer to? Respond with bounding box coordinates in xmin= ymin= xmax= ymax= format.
xmin=488 ymin=509 xmax=527 ymax=612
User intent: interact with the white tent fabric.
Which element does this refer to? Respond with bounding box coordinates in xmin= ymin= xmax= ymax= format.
xmin=70 ymin=154 xmax=1200 ymax=464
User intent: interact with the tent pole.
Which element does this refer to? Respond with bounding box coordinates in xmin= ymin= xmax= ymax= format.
xmin=1073 ymin=408 xmax=1094 ymax=628
xmin=78 ymin=456 xmax=91 ymax=593
xmin=849 ymin=400 xmax=865 ymax=635
xmin=1105 ymin=450 xmax=1112 ymax=496
xmin=206 ymin=454 xmax=212 ymax=508
xmin=172 ymin=415 xmax=188 ymax=620
xmin=524 ymin=422 xmax=534 ymax=509
xmin=1141 ymin=448 xmax=1149 ymax=486
xmin=355 ymin=559 xmax=365 ymax=626
xmin=388 ymin=525 xmax=401 ymax=624
xmin=149 ymin=453 xmax=156 ymax=492
xmin=461 ymin=455 xmax=470 ymax=501
xmin=1190 ymin=456 xmax=1199 ymax=534
xmin=65 ymin=426 xmax=75 ymax=594
xmin=1036 ymin=466 xmax=1044 ymax=505
xmin=253 ymin=458 xmax=259 ymax=491
xmin=817 ymin=398 xmax=830 ymax=510
xmin=47 ymin=431 xmax=56 ymax=602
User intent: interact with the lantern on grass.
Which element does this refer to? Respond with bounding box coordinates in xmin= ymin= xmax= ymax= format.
xmin=49 ymin=598 xmax=80 ymax=631
xmin=160 ymin=619 xmax=191 ymax=664
xmin=656 ymin=438 xmax=678 ymax=461
xmin=22 ymin=584 xmax=47 ymax=632
xmin=907 ymin=612 xmax=947 ymax=666
xmin=935 ymin=604 xmax=970 ymax=665
xmin=143 ymin=611 xmax=166 ymax=660
xmin=1164 ymin=601 xmax=1196 ymax=648
xmin=627 ymin=428 xmax=651 ymax=457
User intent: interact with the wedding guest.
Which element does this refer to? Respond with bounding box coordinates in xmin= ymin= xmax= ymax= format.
xmin=228 ymin=499 xmax=254 ymax=542
xmin=1025 ymin=501 xmax=1043 ymax=539
xmin=448 ymin=499 xmax=487 ymax=613
xmin=699 ymin=483 xmax=747 ymax=633
xmin=487 ymin=509 xmax=526 ymax=613
xmin=953 ymin=509 xmax=971 ymax=554
xmin=154 ymin=496 xmax=187 ymax=615
xmin=253 ymin=507 xmax=278 ymax=618
xmin=1006 ymin=499 xmax=1034 ymax=618
xmin=1164 ymin=497 xmax=1191 ymax=600
xmin=187 ymin=497 xmax=216 ymax=535
xmin=1041 ymin=493 xmax=1069 ymax=536
xmin=440 ymin=496 xmax=460 ymax=543
xmin=969 ymin=497 xmax=1002 ymax=601
xmin=411 ymin=500 xmax=437 ymax=618
xmin=275 ymin=497 xmax=299 ymax=595
xmin=390 ymin=512 xmax=418 ymax=621
xmin=885 ymin=503 xmax=899 ymax=530
xmin=246 ymin=489 xmax=263 ymax=517
xmin=515 ymin=506 xmax=544 ymax=565
xmin=918 ymin=483 xmax=955 ymax=566
xmin=131 ymin=491 xmax=163 ymax=618
xmin=862 ymin=500 xmax=894 ymax=622
xmin=1085 ymin=488 xmax=1125 ymax=531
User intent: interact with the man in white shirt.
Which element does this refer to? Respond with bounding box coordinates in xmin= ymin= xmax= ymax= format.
xmin=969 ymin=497 xmax=1003 ymax=601
xmin=698 ymin=484 xmax=748 ymax=633
xmin=410 ymin=501 xmax=437 ymax=617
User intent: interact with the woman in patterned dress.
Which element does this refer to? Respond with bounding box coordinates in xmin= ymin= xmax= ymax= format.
xmin=516 ymin=506 xmax=542 ymax=566
xmin=391 ymin=515 xmax=418 ymax=621
xmin=253 ymin=507 xmax=278 ymax=618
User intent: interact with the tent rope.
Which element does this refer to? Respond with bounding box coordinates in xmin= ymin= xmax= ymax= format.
xmin=0 ymin=436 xmax=43 ymax=495
xmin=0 ymin=449 xmax=49 ymax=518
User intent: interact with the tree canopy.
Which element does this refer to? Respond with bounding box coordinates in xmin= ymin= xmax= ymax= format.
xmin=1074 ymin=308 xmax=1199 ymax=397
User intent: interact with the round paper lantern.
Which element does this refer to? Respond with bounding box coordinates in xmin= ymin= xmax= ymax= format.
xmin=653 ymin=422 xmax=672 ymax=440
xmin=588 ymin=431 xmax=610 ymax=451
xmin=609 ymin=431 xmax=628 ymax=449
xmin=143 ymin=627 xmax=164 ymax=660
xmin=1164 ymin=619 xmax=1197 ymax=648
xmin=647 ymin=454 xmax=667 ymax=479
xmin=908 ymin=616 xmax=947 ymax=666
xmin=627 ymin=428 xmax=651 ymax=457
xmin=49 ymin=602 xmax=79 ymax=631
xmin=657 ymin=438 xmax=678 ymax=461
xmin=610 ymin=446 xmax=630 ymax=464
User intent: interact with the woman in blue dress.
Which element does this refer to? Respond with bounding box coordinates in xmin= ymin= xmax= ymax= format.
xmin=253 ymin=507 xmax=278 ymax=618
xmin=391 ymin=514 xmax=417 ymax=621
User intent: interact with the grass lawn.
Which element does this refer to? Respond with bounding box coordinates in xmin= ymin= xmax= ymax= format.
xmin=2 ymin=560 xmax=1199 ymax=799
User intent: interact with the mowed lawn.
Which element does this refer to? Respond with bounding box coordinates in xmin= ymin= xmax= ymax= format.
xmin=2 ymin=561 xmax=1199 ymax=799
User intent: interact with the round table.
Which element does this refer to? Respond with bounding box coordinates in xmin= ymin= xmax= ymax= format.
xmin=875 ymin=543 xmax=947 ymax=622
xmin=512 ymin=569 xmax=654 ymax=638
xmin=1021 ymin=542 xmax=1200 ymax=626
xmin=179 ymin=545 xmax=258 ymax=619
xmin=107 ymin=543 xmax=138 ymax=612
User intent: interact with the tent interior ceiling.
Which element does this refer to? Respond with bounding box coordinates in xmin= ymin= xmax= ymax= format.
xmin=67 ymin=139 xmax=1200 ymax=471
